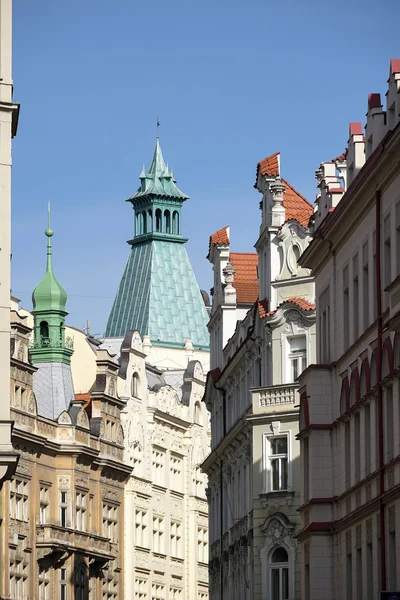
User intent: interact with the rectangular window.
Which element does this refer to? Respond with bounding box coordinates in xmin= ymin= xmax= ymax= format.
xmin=364 ymin=405 xmax=371 ymax=477
xmin=39 ymin=485 xmax=49 ymax=525
xmin=386 ymin=385 xmax=394 ymax=461
xmin=343 ymin=266 xmax=349 ymax=351
xmin=10 ymin=560 xmax=27 ymax=600
xmin=267 ymin=436 xmax=288 ymax=492
xmin=153 ymin=516 xmax=165 ymax=554
xmin=363 ymin=242 xmax=369 ymax=330
xmin=384 ymin=215 xmax=391 ymax=310
xmin=60 ymin=568 xmax=67 ymax=600
xmin=345 ymin=421 xmax=351 ymax=488
xmin=197 ymin=527 xmax=208 ymax=563
xmin=356 ymin=548 xmax=362 ymax=600
xmin=170 ymin=521 xmax=182 ymax=558
xmin=10 ymin=479 xmax=29 ymax=521
xmin=305 ymin=564 xmax=310 ymax=600
xmin=102 ymin=503 xmax=118 ymax=541
xmin=389 ymin=530 xmax=396 ymax=590
xmin=60 ymin=491 xmax=68 ymax=528
xmin=76 ymin=491 xmax=87 ymax=531
xmin=134 ymin=578 xmax=148 ymax=600
xmin=170 ymin=454 xmax=183 ymax=491
xmin=366 ymin=542 xmax=373 ymax=598
xmin=38 ymin=568 xmax=50 ymax=600
xmin=346 ymin=552 xmax=353 ymax=600
xmin=170 ymin=588 xmax=183 ymax=600
xmin=373 ymin=232 xmax=377 ymax=319
xmin=288 ymin=336 xmax=307 ymax=382
xmin=152 ymin=448 xmax=166 ymax=487
xmin=353 ymin=254 xmax=359 ymax=340
xmin=303 ymin=437 xmax=309 ymax=502
xmin=151 ymin=584 xmax=166 ymax=600
xmin=354 ymin=413 xmax=360 ymax=483
xmin=135 ymin=509 xmax=147 ymax=547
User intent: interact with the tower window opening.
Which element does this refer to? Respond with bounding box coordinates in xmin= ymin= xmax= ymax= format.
xmin=148 ymin=209 xmax=153 ymax=232
xmin=156 ymin=209 xmax=162 ymax=232
xmin=172 ymin=211 xmax=179 ymax=234
xmin=164 ymin=210 xmax=171 ymax=234
xmin=142 ymin=211 xmax=147 ymax=234
xmin=40 ymin=321 xmax=49 ymax=345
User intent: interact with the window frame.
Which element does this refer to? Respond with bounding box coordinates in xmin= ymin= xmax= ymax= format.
xmin=263 ymin=433 xmax=291 ymax=494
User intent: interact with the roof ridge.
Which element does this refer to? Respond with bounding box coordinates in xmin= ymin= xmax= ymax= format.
xmin=281 ymin=178 xmax=314 ymax=209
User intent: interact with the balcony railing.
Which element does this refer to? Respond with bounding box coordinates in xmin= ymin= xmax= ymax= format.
xmin=30 ymin=335 xmax=74 ymax=350
xmin=252 ymin=383 xmax=298 ymax=412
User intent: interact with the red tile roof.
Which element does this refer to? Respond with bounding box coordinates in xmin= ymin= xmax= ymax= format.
xmin=207 ymin=226 xmax=229 ymax=258
xmin=282 ymin=179 xmax=314 ymax=227
xmin=368 ymin=93 xmax=382 ymax=109
xmin=258 ymin=298 xmax=269 ymax=318
xmin=230 ymin=252 xmax=259 ymax=304
xmin=349 ymin=122 xmax=363 ymax=136
xmin=390 ymin=58 xmax=400 ymax=74
xmin=332 ymin=149 xmax=347 ymax=162
xmin=255 ymin=152 xmax=280 ymax=186
xmin=261 ymin=296 xmax=316 ymax=318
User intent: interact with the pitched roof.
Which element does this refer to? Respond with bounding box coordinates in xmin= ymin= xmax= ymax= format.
xmin=230 ymin=252 xmax=259 ymax=304
xmin=349 ymin=122 xmax=363 ymax=136
xmin=255 ymin=151 xmax=280 ymax=186
xmin=258 ymin=298 xmax=269 ymax=318
xmin=368 ymin=93 xmax=382 ymax=109
xmin=390 ymin=58 xmax=400 ymax=75
xmin=261 ymin=296 xmax=316 ymax=318
xmin=207 ymin=226 xmax=229 ymax=259
xmin=332 ymin=149 xmax=347 ymax=162
xmin=282 ymin=179 xmax=314 ymax=227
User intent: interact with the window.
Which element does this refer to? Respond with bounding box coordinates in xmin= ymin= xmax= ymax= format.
xmin=373 ymin=232 xmax=377 ymax=319
xmin=385 ymin=385 xmax=394 ymax=461
xmin=194 ymin=401 xmax=202 ymax=425
xmin=60 ymin=568 xmax=67 ymax=600
xmin=153 ymin=516 xmax=165 ymax=554
xmin=60 ymin=491 xmax=68 ymax=527
xmin=356 ymin=548 xmax=362 ymax=600
xmin=76 ymin=491 xmax=87 ymax=531
xmin=384 ymin=215 xmax=391 ymax=309
xmin=288 ymin=336 xmax=307 ymax=382
xmin=10 ymin=479 xmax=29 ymax=521
xmin=170 ymin=588 xmax=183 ymax=600
xmin=38 ymin=568 xmax=50 ymax=600
xmin=133 ymin=442 xmax=143 ymax=477
xmin=170 ymin=521 xmax=182 ymax=557
xmin=364 ymin=405 xmax=371 ymax=477
xmin=270 ymin=547 xmax=289 ymax=600
xmin=345 ymin=421 xmax=351 ymax=488
xmin=366 ymin=542 xmax=373 ymax=598
xmin=10 ymin=560 xmax=27 ymax=599
xmin=102 ymin=503 xmax=118 ymax=541
xmin=170 ymin=454 xmax=183 ymax=491
xmin=267 ymin=436 xmax=288 ymax=492
xmin=388 ymin=529 xmax=396 ymax=590
xmin=135 ymin=509 xmax=147 ymax=547
xmin=193 ymin=467 xmax=204 ymax=497
xmin=353 ymin=254 xmax=359 ymax=340
xmin=303 ymin=437 xmax=309 ymax=502
xmin=39 ymin=485 xmax=49 ymax=525
xmin=75 ymin=566 xmax=86 ymax=600
xmin=343 ymin=267 xmax=349 ymax=351
xmin=131 ymin=373 xmax=139 ymax=397
xmin=346 ymin=550 xmax=353 ymax=600
xmin=363 ymin=242 xmax=369 ymax=330
xmin=135 ymin=579 xmax=148 ymax=599
xmin=320 ymin=287 xmax=330 ymax=363
xmin=354 ymin=413 xmax=360 ymax=483
xmin=152 ymin=448 xmax=166 ymax=487
xmin=151 ymin=584 xmax=166 ymax=600
xmin=103 ymin=572 xmax=118 ymax=600
xmin=197 ymin=527 xmax=208 ymax=563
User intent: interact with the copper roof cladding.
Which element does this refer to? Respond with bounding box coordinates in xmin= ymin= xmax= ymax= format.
xmin=281 ymin=179 xmax=314 ymax=227
xmin=230 ymin=252 xmax=259 ymax=304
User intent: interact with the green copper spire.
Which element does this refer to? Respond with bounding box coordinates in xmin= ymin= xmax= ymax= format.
xmin=30 ymin=205 xmax=73 ymax=365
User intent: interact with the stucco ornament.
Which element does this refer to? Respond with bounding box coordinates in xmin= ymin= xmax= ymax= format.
xmin=260 ymin=513 xmax=297 ymax=554
xmin=131 ymin=330 xmax=143 ymax=352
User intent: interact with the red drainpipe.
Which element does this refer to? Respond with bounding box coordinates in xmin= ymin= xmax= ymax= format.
xmin=375 ymin=189 xmax=386 ymax=590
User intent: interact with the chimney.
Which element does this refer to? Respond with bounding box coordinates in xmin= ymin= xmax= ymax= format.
xmin=346 ymin=122 xmax=365 ymax=187
xmin=386 ymin=59 xmax=400 ymax=130
xmin=365 ymin=93 xmax=386 ymax=159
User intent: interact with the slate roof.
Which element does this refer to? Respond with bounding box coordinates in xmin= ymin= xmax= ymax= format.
xmin=33 ymin=362 xmax=75 ymax=419
xmin=104 ymin=240 xmax=210 ymax=349
xmin=230 ymin=252 xmax=259 ymax=304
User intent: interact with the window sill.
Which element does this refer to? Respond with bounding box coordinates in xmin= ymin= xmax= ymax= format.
xmin=260 ymin=490 xmax=295 ymax=509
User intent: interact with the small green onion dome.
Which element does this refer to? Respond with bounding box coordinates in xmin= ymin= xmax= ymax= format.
xmin=32 ymin=225 xmax=68 ymax=313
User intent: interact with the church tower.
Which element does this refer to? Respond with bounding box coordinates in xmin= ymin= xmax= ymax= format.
xmin=105 ymin=139 xmax=209 ymax=352
xmin=29 ymin=208 xmax=75 ymax=419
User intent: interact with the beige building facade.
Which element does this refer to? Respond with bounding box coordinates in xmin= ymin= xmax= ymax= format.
xmin=0 ymin=0 xmax=19 ymax=486
xmin=297 ymin=59 xmax=400 ymax=599
xmin=203 ymin=154 xmax=316 ymax=600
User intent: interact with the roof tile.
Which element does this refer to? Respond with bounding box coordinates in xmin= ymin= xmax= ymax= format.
xmin=255 ymin=152 xmax=280 ymax=186
xmin=230 ymin=252 xmax=258 ymax=304
xmin=282 ymin=179 xmax=314 ymax=227
xmin=261 ymin=296 xmax=316 ymax=318
xmin=207 ymin=226 xmax=229 ymax=258
xmin=390 ymin=58 xmax=400 ymax=74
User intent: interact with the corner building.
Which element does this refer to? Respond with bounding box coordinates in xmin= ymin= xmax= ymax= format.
xmin=202 ymin=153 xmax=316 ymax=600
xmin=297 ymin=59 xmax=400 ymax=599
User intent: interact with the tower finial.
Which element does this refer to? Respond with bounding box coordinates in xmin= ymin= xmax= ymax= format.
xmin=45 ymin=201 xmax=54 ymax=238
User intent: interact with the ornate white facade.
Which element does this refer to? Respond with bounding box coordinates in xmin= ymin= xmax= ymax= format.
xmin=203 ymin=154 xmax=316 ymax=600
xmin=297 ymin=59 xmax=400 ymax=600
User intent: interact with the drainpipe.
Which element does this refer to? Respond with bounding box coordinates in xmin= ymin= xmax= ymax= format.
xmin=375 ymin=189 xmax=386 ymax=591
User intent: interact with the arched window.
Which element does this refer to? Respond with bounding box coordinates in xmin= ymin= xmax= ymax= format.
xmin=155 ymin=209 xmax=162 ymax=232
xmin=172 ymin=211 xmax=179 ymax=234
xmin=136 ymin=212 xmax=143 ymax=235
xmin=131 ymin=373 xmax=139 ymax=398
xmin=148 ymin=209 xmax=153 ymax=232
xmin=40 ymin=321 xmax=49 ymax=345
xmin=74 ymin=566 xmax=87 ymax=600
xmin=370 ymin=353 xmax=377 ymax=388
xmin=270 ymin=547 xmax=289 ymax=600
xmin=142 ymin=211 xmax=147 ymax=234
xmin=340 ymin=378 xmax=349 ymax=414
xmin=194 ymin=401 xmax=202 ymax=425
xmin=164 ymin=210 xmax=171 ymax=234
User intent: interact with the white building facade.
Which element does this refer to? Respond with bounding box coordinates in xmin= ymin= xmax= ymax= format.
xmin=203 ymin=153 xmax=316 ymax=600
xmin=297 ymin=59 xmax=400 ymax=600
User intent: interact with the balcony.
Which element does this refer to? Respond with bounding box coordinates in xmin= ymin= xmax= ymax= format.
xmin=251 ymin=383 xmax=298 ymax=415
xmin=36 ymin=524 xmax=115 ymax=565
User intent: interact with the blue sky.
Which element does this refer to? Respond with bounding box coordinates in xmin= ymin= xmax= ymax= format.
xmin=12 ymin=0 xmax=399 ymax=335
